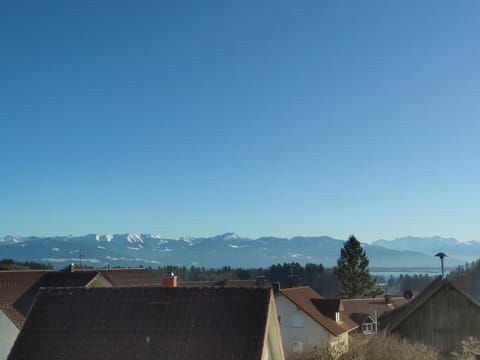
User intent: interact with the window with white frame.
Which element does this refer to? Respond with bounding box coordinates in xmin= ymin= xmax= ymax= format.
xmin=362 ymin=319 xmax=376 ymax=334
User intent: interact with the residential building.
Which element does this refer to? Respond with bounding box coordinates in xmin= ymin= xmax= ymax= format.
xmin=275 ymin=286 xmax=357 ymax=358
xmin=0 ymin=270 xmax=47 ymax=360
xmin=379 ymin=277 xmax=480 ymax=354
xmin=342 ymin=295 xmax=407 ymax=334
xmin=8 ymin=286 xmax=285 ymax=360
xmin=0 ymin=267 xmax=162 ymax=360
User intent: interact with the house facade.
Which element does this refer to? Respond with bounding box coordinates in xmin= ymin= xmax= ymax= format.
xmin=379 ymin=277 xmax=480 ymax=354
xmin=275 ymin=286 xmax=357 ymax=358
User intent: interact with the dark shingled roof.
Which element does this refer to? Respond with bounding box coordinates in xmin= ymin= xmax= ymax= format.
xmin=8 ymin=287 xmax=273 ymax=360
xmin=312 ymin=298 xmax=342 ymax=320
xmin=0 ymin=268 xmax=164 ymax=329
xmin=13 ymin=271 xmax=100 ymax=319
xmin=179 ymin=279 xmax=257 ymax=287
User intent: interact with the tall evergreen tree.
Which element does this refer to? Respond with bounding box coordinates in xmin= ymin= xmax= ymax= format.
xmin=337 ymin=235 xmax=382 ymax=298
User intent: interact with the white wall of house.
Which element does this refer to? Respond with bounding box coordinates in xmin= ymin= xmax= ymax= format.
xmin=275 ymin=295 xmax=331 ymax=358
xmin=0 ymin=311 xmax=19 ymax=360
xmin=87 ymin=274 xmax=112 ymax=288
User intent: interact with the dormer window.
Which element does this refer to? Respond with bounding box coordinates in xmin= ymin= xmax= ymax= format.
xmin=362 ymin=317 xmax=376 ymax=334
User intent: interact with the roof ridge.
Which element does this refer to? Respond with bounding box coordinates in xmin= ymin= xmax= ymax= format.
xmin=379 ymin=277 xmax=474 ymax=332
xmin=279 ymin=286 xmax=357 ymax=335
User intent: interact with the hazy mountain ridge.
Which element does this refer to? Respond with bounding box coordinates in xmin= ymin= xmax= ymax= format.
xmin=372 ymin=236 xmax=480 ymax=262
xmin=0 ymin=233 xmax=469 ymax=269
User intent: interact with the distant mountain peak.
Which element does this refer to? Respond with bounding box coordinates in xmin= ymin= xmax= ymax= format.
xmin=0 ymin=233 xmax=475 ymax=269
xmin=223 ymin=232 xmax=240 ymax=240
xmin=372 ymin=236 xmax=480 ymax=262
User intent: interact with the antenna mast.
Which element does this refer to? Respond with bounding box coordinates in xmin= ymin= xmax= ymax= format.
xmin=79 ymin=249 xmax=84 ymax=268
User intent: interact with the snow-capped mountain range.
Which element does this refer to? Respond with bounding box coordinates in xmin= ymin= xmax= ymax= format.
xmin=0 ymin=233 xmax=476 ymax=269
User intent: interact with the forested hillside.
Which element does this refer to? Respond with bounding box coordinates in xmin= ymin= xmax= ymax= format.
xmin=449 ymin=259 xmax=480 ymax=302
xmin=156 ymin=262 xmax=433 ymax=298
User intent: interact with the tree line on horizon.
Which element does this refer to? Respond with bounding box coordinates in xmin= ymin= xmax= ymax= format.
xmin=155 ymin=236 xmax=434 ymax=297
xmin=0 ymin=234 xmax=439 ymax=298
xmin=4 ymin=234 xmax=477 ymax=299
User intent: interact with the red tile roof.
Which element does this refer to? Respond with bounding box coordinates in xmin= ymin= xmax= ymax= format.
xmin=98 ymin=268 xmax=163 ymax=287
xmin=0 ymin=270 xmax=51 ymax=328
xmin=8 ymin=287 xmax=274 ymax=360
xmin=279 ymin=287 xmax=357 ymax=336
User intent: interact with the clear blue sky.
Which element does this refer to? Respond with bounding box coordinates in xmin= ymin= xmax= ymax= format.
xmin=1 ymin=1 xmax=480 ymax=242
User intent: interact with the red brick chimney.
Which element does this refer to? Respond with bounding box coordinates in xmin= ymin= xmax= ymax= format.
xmin=162 ymin=272 xmax=178 ymax=288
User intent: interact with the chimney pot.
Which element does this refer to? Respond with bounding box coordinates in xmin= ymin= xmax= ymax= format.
xmin=162 ymin=273 xmax=178 ymax=288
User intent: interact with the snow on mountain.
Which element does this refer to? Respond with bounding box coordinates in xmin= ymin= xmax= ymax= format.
xmin=148 ymin=234 xmax=163 ymax=239
xmin=179 ymin=236 xmax=193 ymax=242
xmin=126 ymin=233 xmax=144 ymax=243
xmin=225 ymin=233 xmax=240 ymax=240
xmin=228 ymin=244 xmax=246 ymax=249
xmin=0 ymin=233 xmax=474 ymax=269
xmin=0 ymin=235 xmax=23 ymax=244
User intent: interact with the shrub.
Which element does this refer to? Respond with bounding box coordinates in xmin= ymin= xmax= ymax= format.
xmin=294 ymin=335 xmax=439 ymax=360
xmin=340 ymin=335 xmax=439 ymax=360
xmin=451 ymin=337 xmax=480 ymax=360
